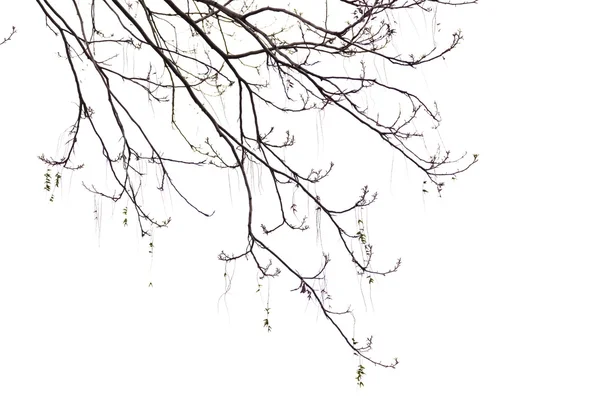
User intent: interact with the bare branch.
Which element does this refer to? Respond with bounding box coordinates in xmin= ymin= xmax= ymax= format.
xmin=33 ymin=0 xmax=478 ymax=377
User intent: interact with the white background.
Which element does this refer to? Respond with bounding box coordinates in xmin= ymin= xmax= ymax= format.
xmin=1 ymin=1 xmax=599 ymax=399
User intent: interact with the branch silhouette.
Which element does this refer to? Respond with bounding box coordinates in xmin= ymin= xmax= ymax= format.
xmin=35 ymin=0 xmax=478 ymax=373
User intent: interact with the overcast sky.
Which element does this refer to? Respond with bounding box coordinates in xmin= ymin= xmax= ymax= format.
xmin=1 ymin=1 xmax=599 ymax=399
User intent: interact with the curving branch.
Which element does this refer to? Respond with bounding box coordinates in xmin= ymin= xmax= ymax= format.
xmin=34 ymin=0 xmax=478 ymax=373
